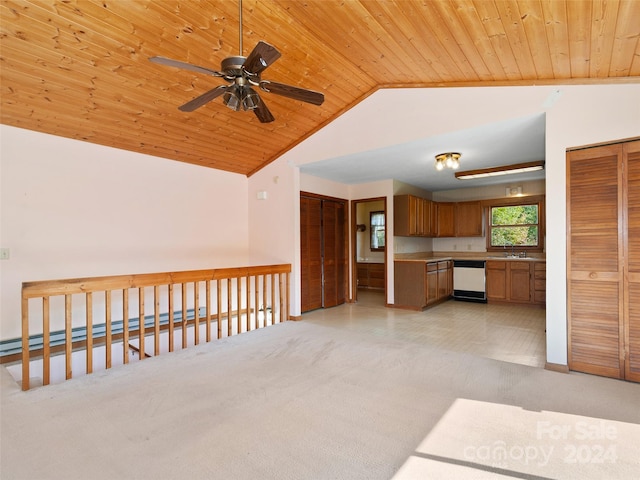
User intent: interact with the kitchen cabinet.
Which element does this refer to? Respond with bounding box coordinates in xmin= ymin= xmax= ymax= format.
xmin=437 ymin=260 xmax=453 ymax=299
xmin=509 ymin=262 xmax=531 ymax=302
xmin=455 ymin=201 xmax=483 ymax=237
xmin=394 ymin=197 xmax=482 ymax=238
xmin=486 ymin=261 xmax=508 ymax=301
xmin=426 ymin=262 xmax=438 ymax=305
xmin=394 ymin=260 xmax=452 ymax=310
xmin=533 ymin=262 xmax=546 ymax=304
xmin=486 ymin=260 xmax=545 ymax=305
xmin=567 ymin=139 xmax=640 ymax=382
xmin=436 ymin=202 xmax=455 ymax=237
xmin=394 ymin=195 xmax=433 ymax=237
xmin=357 ymin=263 xmax=385 ymax=290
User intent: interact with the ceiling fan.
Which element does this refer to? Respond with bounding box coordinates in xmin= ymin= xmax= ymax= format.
xmin=149 ymin=0 xmax=324 ymax=123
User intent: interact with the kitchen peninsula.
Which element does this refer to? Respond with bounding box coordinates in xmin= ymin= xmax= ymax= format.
xmin=394 ymin=252 xmax=545 ymax=311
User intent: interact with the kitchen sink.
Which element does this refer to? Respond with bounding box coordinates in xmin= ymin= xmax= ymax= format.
xmin=487 ymin=255 xmax=536 ymax=260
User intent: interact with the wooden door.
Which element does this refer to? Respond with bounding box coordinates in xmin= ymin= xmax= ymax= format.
xmin=567 ymin=145 xmax=624 ymax=379
xmin=300 ymin=196 xmax=323 ymax=312
xmin=624 ymin=140 xmax=640 ymax=382
xmin=300 ymin=194 xmax=347 ymax=312
xmin=322 ymin=200 xmax=346 ymax=308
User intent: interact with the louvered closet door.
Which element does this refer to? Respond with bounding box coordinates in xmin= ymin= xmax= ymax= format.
xmin=300 ymin=195 xmax=347 ymax=312
xmin=625 ymin=140 xmax=640 ymax=382
xmin=322 ymin=200 xmax=346 ymax=308
xmin=567 ymin=145 xmax=624 ymax=379
xmin=301 ymin=196 xmax=323 ymax=312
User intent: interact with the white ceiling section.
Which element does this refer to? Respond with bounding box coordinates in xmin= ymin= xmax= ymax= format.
xmin=298 ymin=87 xmax=548 ymax=192
xmin=299 ymin=112 xmax=545 ymax=192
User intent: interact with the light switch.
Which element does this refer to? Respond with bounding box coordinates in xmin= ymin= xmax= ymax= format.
xmin=0 ymin=248 xmax=9 ymax=260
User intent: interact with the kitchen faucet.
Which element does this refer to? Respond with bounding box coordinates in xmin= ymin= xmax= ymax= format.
xmin=504 ymin=243 xmax=515 ymax=257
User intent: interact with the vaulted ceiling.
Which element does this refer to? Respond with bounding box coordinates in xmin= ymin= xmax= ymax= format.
xmin=1 ymin=0 xmax=639 ymax=176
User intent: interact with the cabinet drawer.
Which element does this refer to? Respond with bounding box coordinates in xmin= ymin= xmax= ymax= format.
xmin=534 ymin=290 xmax=546 ymax=303
xmin=534 ymin=279 xmax=546 ymax=291
xmin=487 ymin=261 xmax=506 ymax=270
xmin=510 ymin=261 xmax=530 ymax=271
xmin=426 ymin=262 xmax=438 ymax=272
xmin=437 ymin=261 xmax=449 ymax=270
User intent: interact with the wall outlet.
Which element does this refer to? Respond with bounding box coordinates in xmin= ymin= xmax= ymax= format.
xmin=467 ymin=244 xmax=472 ymax=251
xmin=0 ymin=248 xmax=9 ymax=260
xmin=453 ymin=244 xmax=457 ymax=250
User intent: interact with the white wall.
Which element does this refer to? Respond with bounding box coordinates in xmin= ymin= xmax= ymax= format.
xmin=0 ymin=125 xmax=249 ymax=340
xmin=250 ymin=84 xmax=640 ymax=366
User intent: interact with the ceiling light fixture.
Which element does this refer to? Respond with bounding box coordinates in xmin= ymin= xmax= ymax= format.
xmin=435 ymin=152 xmax=461 ymax=171
xmin=455 ymin=161 xmax=545 ymax=180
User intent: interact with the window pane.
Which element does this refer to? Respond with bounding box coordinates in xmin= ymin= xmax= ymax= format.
xmin=491 ymin=205 xmax=538 ymax=226
xmin=491 ymin=226 xmax=538 ymax=246
xmin=372 ymin=227 xmax=385 ymax=248
xmin=370 ymin=211 xmax=385 ymax=250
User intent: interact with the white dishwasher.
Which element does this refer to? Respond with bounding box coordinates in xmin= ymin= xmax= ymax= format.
xmin=453 ymin=259 xmax=487 ymax=303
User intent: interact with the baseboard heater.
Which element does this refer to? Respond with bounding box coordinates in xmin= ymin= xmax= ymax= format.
xmin=453 ymin=259 xmax=487 ymax=303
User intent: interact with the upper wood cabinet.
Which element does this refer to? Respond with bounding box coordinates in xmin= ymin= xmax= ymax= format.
xmin=393 ymin=196 xmax=482 ymax=238
xmin=394 ymin=195 xmax=433 ymax=237
xmin=455 ymin=201 xmax=483 ymax=237
xmin=567 ymin=139 xmax=640 ymax=382
xmin=436 ymin=202 xmax=455 ymax=237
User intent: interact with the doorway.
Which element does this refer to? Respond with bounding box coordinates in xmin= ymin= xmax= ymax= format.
xmin=352 ymin=197 xmax=387 ymax=306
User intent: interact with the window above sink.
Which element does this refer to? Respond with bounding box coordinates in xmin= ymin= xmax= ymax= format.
xmin=485 ymin=195 xmax=545 ymax=254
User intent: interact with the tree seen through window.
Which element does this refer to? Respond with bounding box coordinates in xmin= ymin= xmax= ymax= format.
xmin=490 ymin=204 xmax=539 ymax=247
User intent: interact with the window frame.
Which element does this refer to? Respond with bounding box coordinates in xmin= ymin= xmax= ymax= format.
xmin=369 ymin=210 xmax=385 ymax=252
xmin=484 ymin=195 xmax=545 ymax=253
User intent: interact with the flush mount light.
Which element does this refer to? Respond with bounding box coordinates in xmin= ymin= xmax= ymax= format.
xmin=435 ymin=152 xmax=461 ymax=171
xmin=455 ymin=161 xmax=544 ymax=180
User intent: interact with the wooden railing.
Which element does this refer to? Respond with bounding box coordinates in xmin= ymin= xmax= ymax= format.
xmin=20 ymin=264 xmax=291 ymax=390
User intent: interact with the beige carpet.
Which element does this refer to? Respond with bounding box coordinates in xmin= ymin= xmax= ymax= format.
xmin=1 ymin=317 xmax=639 ymax=479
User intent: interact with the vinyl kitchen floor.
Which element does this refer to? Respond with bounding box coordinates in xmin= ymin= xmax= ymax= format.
xmin=304 ymin=289 xmax=546 ymax=368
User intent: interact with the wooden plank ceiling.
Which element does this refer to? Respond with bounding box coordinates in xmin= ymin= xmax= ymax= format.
xmin=1 ymin=0 xmax=639 ymax=176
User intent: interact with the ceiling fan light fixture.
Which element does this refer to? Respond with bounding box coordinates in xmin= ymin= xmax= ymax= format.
xmin=223 ymin=88 xmax=241 ymax=111
xmin=241 ymin=87 xmax=260 ymax=111
xmin=455 ymin=161 xmax=545 ymax=180
xmin=435 ymin=152 xmax=461 ymax=171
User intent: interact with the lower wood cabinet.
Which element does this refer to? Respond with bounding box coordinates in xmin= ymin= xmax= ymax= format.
xmin=357 ymin=263 xmax=385 ymax=290
xmin=395 ymin=260 xmax=452 ymax=310
xmin=486 ymin=260 xmax=545 ymax=306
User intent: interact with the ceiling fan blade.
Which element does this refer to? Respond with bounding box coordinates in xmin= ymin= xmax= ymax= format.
xmin=178 ymin=85 xmax=228 ymax=112
xmin=149 ymin=56 xmax=224 ymax=77
xmin=243 ymin=41 xmax=281 ymax=76
xmin=253 ymin=97 xmax=275 ymax=123
xmin=259 ymin=80 xmax=324 ymax=106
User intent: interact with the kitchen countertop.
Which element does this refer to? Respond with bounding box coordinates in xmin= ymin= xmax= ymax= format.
xmin=394 ymin=252 xmax=546 ymax=263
